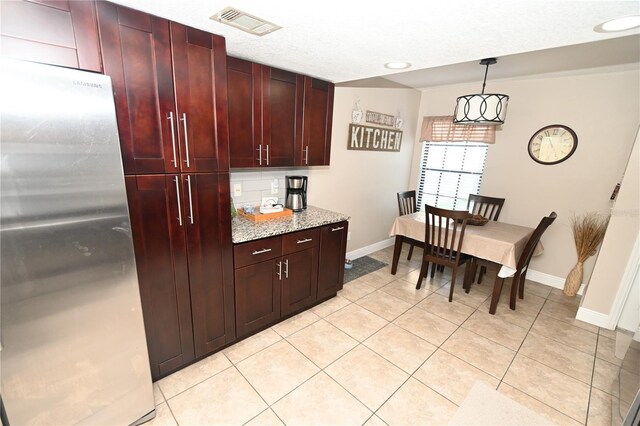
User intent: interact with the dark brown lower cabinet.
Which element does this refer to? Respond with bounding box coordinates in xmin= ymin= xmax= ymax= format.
xmin=317 ymin=221 xmax=349 ymax=300
xmin=233 ymin=223 xmax=345 ymax=339
xmin=281 ymin=228 xmax=319 ymax=315
xmin=235 ymin=259 xmax=281 ymax=338
xmin=126 ymin=173 xmax=235 ymax=379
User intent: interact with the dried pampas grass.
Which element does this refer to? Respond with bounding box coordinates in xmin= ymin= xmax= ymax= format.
xmin=571 ymin=212 xmax=610 ymax=262
xmin=564 ymin=212 xmax=610 ymax=296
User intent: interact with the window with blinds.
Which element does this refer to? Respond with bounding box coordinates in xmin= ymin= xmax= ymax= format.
xmin=416 ymin=141 xmax=488 ymax=211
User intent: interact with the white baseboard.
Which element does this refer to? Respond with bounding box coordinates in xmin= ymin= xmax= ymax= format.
xmin=576 ymin=307 xmax=611 ymax=328
xmin=525 ymin=269 xmax=586 ymax=295
xmin=346 ymin=239 xmax=588 ymax=296
xmin=346 ymin=238 xmax=395 ymax=260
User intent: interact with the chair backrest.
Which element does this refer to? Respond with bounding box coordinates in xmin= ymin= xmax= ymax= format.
xmin=516 ymin=212 xmax=557 ymax=271
xmin=424 ymin=204 xmax=472 ymax=264
xmin=397 ymin=190 xmax=417 ymax=216
xmin=467 ymin=194 xmax=505 ymax=221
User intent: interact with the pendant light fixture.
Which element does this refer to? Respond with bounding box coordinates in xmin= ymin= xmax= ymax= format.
xmin=453 ymin=58 xmax=509 ymax=125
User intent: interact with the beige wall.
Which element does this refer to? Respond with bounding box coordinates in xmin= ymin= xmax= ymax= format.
xmin=308 ymin=87 xmax=421 ymax=252
xmin=409 ymin=69 xmax=640 ymax=281
xmin=581 ymin=130 xmax=639 ymax=315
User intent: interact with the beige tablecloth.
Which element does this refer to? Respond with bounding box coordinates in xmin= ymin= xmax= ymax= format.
xmin=389 ymin=211 xmax=543 ymax=277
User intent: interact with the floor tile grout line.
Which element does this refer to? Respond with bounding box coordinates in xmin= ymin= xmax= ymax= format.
xmin=583 ymin=332 xmax=602 ymax=426
xmin=159 ymin=360 xmax=236 ymax=402
xmin=496 ymin=289 xmax=592 ymax=424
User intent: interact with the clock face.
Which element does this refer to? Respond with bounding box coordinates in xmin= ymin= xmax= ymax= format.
xmin=528 ymin=125 xmax=578 ymax=165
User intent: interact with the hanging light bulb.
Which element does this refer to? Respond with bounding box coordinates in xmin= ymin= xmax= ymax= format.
xmin=453 ymin=58 xmax=509 ymax=125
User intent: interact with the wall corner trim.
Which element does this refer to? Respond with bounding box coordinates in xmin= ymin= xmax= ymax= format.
xmin=576 ymin=307 xmax=611 ymax=328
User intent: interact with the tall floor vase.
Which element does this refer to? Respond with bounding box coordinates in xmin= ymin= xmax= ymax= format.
xmin=563 ymin=261 xmax=583 ymax=296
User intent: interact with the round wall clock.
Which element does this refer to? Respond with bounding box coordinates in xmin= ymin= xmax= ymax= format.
xmin=528 ymin=124 xmax=578 ymax=165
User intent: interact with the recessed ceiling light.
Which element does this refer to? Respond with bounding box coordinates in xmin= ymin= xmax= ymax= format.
xmin=594 ymin=15 xmax=640 ymax=32
xmin=384 ymin=62 xmax=411 ymax=70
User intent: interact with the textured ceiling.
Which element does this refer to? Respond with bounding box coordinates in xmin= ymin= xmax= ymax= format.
xmin=109 ymin=0 xmax=640 ymax=86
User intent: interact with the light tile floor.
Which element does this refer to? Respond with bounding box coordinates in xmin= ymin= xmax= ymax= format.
xmin=149 ymin=245 xmax=630 ymax=426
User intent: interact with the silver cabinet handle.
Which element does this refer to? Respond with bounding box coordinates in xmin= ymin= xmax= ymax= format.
xmin=276 ymin=261 xmax=282 ymax=280
xmin=265 ymin=144 xmax=270 ymax=166
xmin=304 ymin=146 xmax=309 ymax=164
xmin=186 ymin=175 xmax=194 ymax=225
xmin=174 ymin=176 xmax=183 ymax=226
xmin=331 ymin=226 xmax=344 ymax=232
xmin=167 ymin=112 xmax=177 ymax=168
xmin=252 ymin=248 xmax=272 ymax=255
xmin=297 ymin=238 xmax=313 ymax=244
xmin=256 ymin=143 xmax=262 ymax=165
xmin=180 ymin=113 xmax=190 ymax=168
xmin=284 ymin=258 xmax=289 ymax=278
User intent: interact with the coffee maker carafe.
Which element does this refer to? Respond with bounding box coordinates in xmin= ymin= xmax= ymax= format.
xmin=285 ymin=176 xmax=307 ymax=212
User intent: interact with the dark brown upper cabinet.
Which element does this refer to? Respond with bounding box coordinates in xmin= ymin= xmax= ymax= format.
xmin=97 ymin=2 xmax=229 ymax=174
xmin=227 ymin=56 xmax=332 ymax=168
xmin=300 ymin=77 xmax=335 ymax=166
xmin=262 ymin=67 xmax=304 ymax=167
xmin=227 ymin=57 xmax=262 ymax=168
xmin=0 ymin=0 xmax=102 ymax=72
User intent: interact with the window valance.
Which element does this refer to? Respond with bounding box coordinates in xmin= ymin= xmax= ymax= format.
xmin=420 ymin=115 xmax=495 ymax=144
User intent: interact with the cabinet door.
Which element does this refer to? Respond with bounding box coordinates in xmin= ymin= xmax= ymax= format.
xmin=299 ymin=77 xmax=334 ymax=166
xmin=227 ymin=57 xmax=262 ymax=168
xmin=281 ymin=248 xmax=318 ymax=316
xmin=125 ymin=175 xmax=194 ymax=380
xmin=263 ymin=67 xmax=303 ymax=167
xmin=97 ymin=3 xmax=178 ymax=175
xmin=181 ymin=173 xmax=235 ymax=357
xmin=235 ymin=259 xmax=281 ymax=338
xmin=317 ymin=221 xmax=348 ymax=300
xmin=1 ymin=0 xmax=101 ymax=72
xmin=171 ymin=23 xmax=229 ymax=173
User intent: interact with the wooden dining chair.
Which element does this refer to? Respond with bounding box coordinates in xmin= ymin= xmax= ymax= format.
xmin=416 ymin=205 xmax=474 ymax=302
xmin=467 ymin=212 xmax=557 ymax=314
xmin=397 ymin=191 xmax=422 ymax=260
xmin=467 ymin=194 xmax=506 ymax=284
xmin=467 ymin=194 xmax=505 ymax=221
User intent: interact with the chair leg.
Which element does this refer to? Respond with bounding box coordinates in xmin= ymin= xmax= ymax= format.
xmin=489 ymin=276 xmax=505 ymax=314
xmin=416 ymin=260 xmax=429 ymax=289
xmin=478 ymin=265 xmax=487 ymax=284
xmin=448 ymin=268 xmax=457 ymax=302
xmin=463 ymin=261 xmax=473 ymax=293
xmin=509 ymin=272 xmax=521 ymax=310
xmin=518 ymin=271 xmax=528 ymax=299
xmin=430 ymin=262 xmax=437 ymax=278
xmin=438 ymin=264 xmax=445 ymax=272
xmin=407 ymin=244 xmax=414 ymax=261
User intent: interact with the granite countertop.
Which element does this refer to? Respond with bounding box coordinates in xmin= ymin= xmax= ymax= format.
xmin=232 ymin=205 xmax=350 ymax=244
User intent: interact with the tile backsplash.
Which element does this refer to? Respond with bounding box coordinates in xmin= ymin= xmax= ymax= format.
xmin=230 ymin=169 xmax=308 ymax=209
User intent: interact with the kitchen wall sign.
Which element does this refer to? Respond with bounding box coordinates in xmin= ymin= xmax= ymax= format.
xmin=366 ymin=110 xmax=396 ymax=127
xmin=348 ymin=123 xmax=402 ymax=152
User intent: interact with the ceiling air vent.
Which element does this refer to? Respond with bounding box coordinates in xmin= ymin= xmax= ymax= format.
xmin=212 ymin=7 xmax=281 ymax=36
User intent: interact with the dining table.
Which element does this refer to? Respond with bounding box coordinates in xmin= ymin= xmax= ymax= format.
xmin=389 ymin=211 xmax=544 ymax=312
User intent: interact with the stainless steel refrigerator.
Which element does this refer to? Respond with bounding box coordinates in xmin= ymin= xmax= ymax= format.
xmin=0 ymin=59 xmax=154 ymax=425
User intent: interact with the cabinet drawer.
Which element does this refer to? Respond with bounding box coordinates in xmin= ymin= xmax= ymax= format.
xmin=234 ymin=236 xmax=282 ymax=268
xmin=282 ymin=228 xmax=320 ymax=254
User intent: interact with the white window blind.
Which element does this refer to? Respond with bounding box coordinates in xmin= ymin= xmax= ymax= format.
xmin=416 ymin=141 xmax=488 ymax=211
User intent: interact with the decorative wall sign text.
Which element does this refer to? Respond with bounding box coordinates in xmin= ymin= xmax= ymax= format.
xmin=366 ymin=110 xmax=396 ymax=127
xmin=348 ymin=124 xmax=402 ymax=152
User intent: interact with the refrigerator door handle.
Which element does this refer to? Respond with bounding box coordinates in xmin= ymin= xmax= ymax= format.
xmin=167 ymin=112 xmax=177 ymax=168
xmin=174 ymin=176 xmax=183 ymax=226
xmin=186 ymin=175 xmax=194 ymax=225
xmin=180 ymin=113 xmax=191 ymax=168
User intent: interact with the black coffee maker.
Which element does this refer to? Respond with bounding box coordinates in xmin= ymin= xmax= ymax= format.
xmin=285 ymin=176 xmax=307 ymax=212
